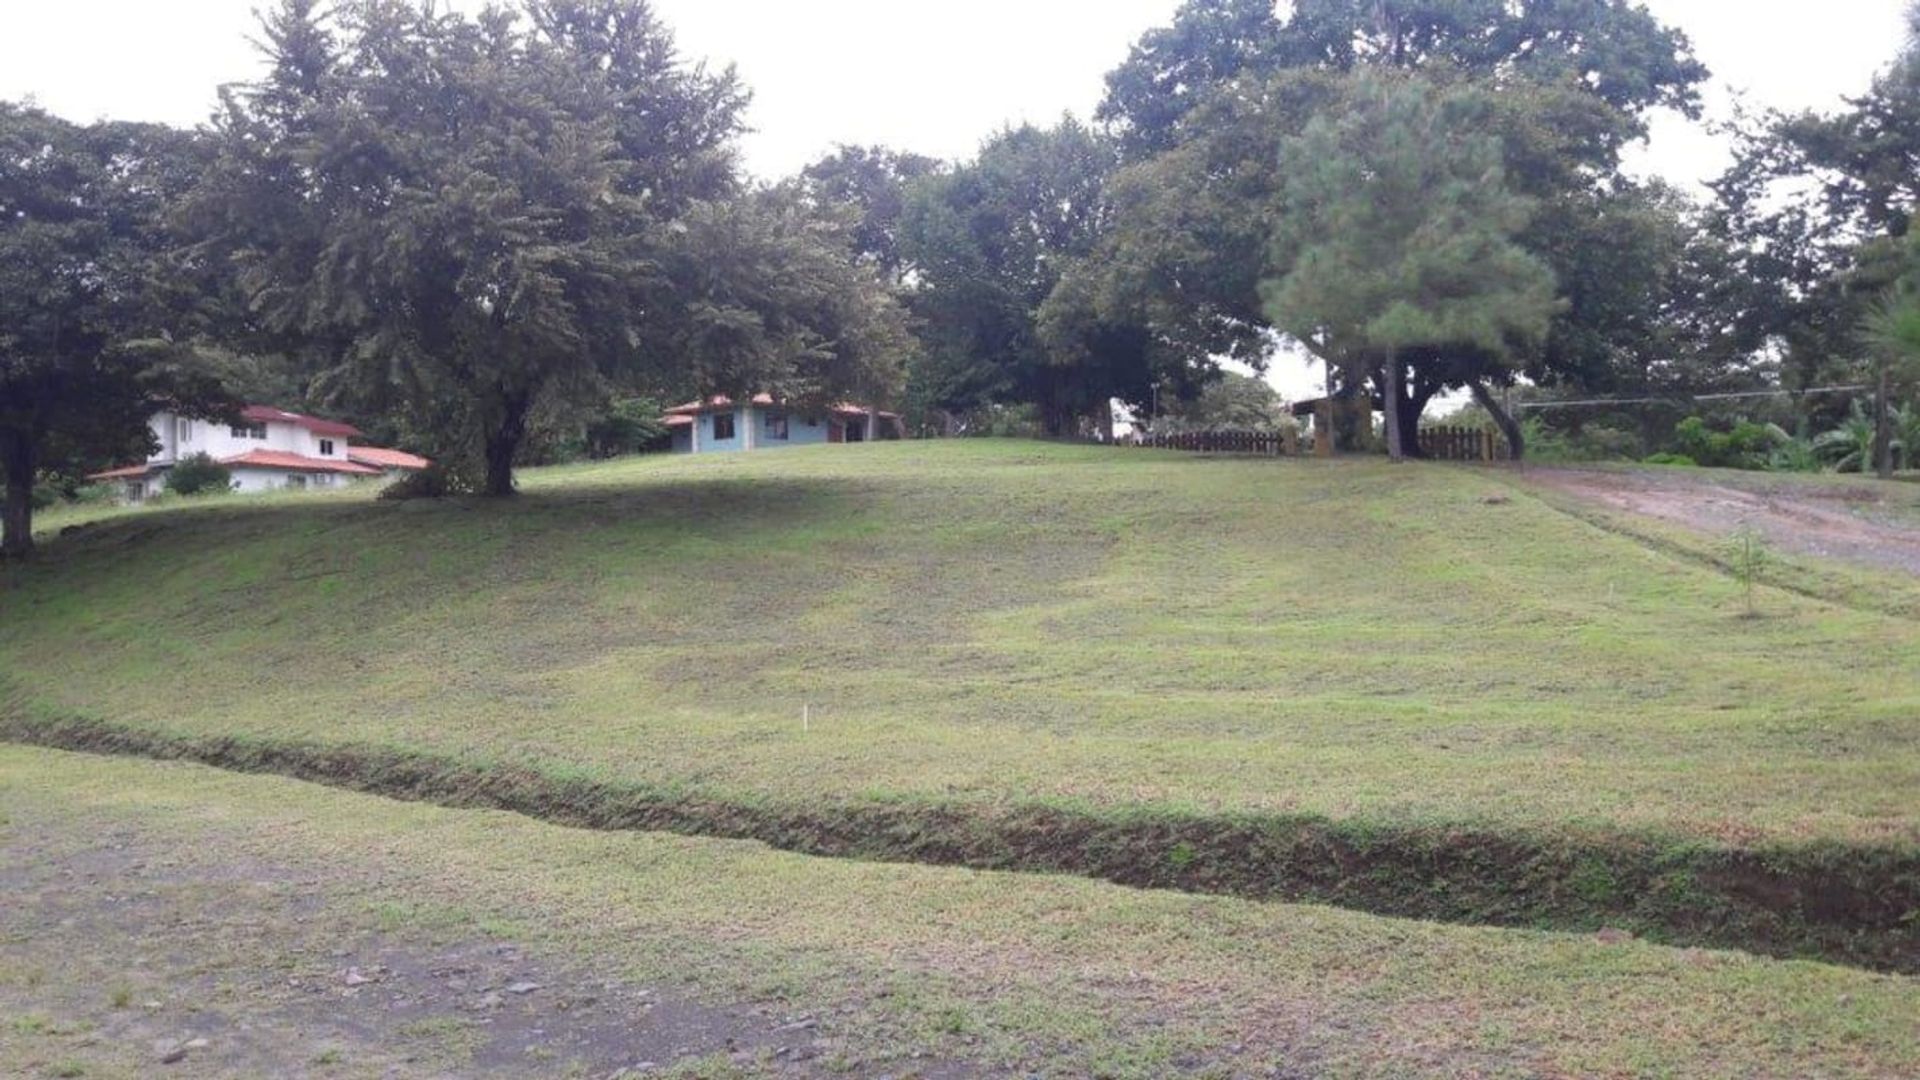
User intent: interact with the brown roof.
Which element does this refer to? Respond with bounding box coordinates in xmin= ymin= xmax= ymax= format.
xmin=663 ymin=394 xmax=900 ymax=419
xmin=87 ymin=463 xmax=158 ymax=481
xmin=220 ymin=450 xmax=383 ymax=475
xmin=346 ymin=446 xmax=432 ymax=470
xmin=241 ymin=404 xmax=363 ymax=438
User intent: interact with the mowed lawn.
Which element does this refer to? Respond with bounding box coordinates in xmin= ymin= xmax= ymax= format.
xmin=6 ymin=745 xmax=1917 ymax=1079
xmin=3 ymin=440 xmax=1918 ymax=847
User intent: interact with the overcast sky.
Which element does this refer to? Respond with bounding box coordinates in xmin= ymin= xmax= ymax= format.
xmin=1 ymin=0 xmax=1907 ymax=398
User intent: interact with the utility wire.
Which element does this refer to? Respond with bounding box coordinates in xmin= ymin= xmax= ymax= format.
xmin=1512 ymin=384 xmax=1869 ymax=410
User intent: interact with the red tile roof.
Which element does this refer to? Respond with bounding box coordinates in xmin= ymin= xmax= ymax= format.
xmin=241 ymin=404 xmax=363 ymax=438
xmin=662 ymin=394 xmax=900 ymax=419
xmin=345 ymin=446 xmax=432 ymax=470
xmin=220 ymin=450 xmax=383 ymax=475
xmin=663 ymin=394 xmax=777 ymax=416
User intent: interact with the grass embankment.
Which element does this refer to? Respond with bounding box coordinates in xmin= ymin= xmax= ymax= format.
xmin=6 ymin=746 xmax=1918 ymax=1078
xmin=3 ymin=441 xmax=1917 ymax=965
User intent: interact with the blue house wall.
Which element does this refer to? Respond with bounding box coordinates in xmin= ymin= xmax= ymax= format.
xmin=674 ymin=405 xmax=839 ymax=453
xmin=699 ymin=406 xmax=746 ymax=452
xmin=764 ymin=407 xmax=831 ymax=448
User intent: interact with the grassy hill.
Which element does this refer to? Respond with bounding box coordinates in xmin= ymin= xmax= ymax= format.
xmin=4 ymin=441 xmax=1918 ymax=966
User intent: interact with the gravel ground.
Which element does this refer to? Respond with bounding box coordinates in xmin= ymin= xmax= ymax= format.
xmin=0 ymin=817 xmax=966 ymax=1079
xmin=1524 ymin=466 xmax=1920 ymax=576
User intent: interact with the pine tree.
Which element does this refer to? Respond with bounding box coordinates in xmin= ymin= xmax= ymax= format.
xmin=1263 ymin=71 xmax=1561 ymax=461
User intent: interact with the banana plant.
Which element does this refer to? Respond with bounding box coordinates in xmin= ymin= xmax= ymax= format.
xmin=1814 ymin=402 xmax=1878 ymax=473
xmin=1893 ymin=402 xmax=1920 ymax=471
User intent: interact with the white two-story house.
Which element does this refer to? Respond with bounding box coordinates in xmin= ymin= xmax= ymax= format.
xmin=91 ymin=405 xmax=426 ymax=501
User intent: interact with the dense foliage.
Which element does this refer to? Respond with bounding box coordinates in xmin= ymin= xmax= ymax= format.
xmin=191 ymin=0 xmax=909 ymax=496
xmin=0 ymin=103 xmax=233 ymax=557
xmin=10 ymin=0 xmax=1920 ymax=554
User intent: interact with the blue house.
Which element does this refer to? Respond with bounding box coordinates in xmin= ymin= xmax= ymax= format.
xmin=663 ymin=395 xmax=904 ymax=454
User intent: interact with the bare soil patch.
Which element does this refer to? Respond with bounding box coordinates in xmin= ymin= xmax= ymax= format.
xmin=1524 ymin=467 xmax=1920 ymax=576
xmin=0 ymin=818 xmax=966 ymax=1078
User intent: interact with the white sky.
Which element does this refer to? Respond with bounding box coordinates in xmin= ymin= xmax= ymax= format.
xmin=1 ymin=0 xmax=1908 ymax=399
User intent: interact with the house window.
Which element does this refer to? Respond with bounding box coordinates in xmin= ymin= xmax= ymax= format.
xmin=176 ymin=417 xmax=192 ymax=443
xmin=230 ymin=422 xmax=267 ymax=439
xmin=286 ymin=474 xmax=307 ymax=489
xmin=764 ymin=411 xmax=789 ymax=440
xmin=319 ymin=438 xmax=335 ymax=455
xmin=712 ymin=412 xmax=736 ymax=441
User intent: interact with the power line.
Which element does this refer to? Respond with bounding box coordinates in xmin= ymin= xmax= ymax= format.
xmin=1513 ymin=384 xmax=1869 ymax=410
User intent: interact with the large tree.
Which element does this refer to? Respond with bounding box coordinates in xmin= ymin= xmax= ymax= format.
xmin=1067 ymin=0 xmax=1708 ymax=452
xmin=799 ymin=145 xmax=944 ymax=282
xmin=653 ymin=183 xmax=915 ymax=411
xmin=898 ymin=118 xmax=1120 ymax=435
xmin=1099 ymin=0 xmax=1706 ymax=159
xmin=1262 ymin=72 xmax=1560 ymax=460
xmin=0 ymin=104 xmax=230 ymax=558
xmin=1711 ymin=1 xmax=1920 ymax=439
xmin=193 ymin=0 xmax=762 ymax=495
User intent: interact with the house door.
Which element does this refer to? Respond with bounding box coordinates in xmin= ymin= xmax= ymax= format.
xmin=844 ymin=418 xmax=865 ymax=443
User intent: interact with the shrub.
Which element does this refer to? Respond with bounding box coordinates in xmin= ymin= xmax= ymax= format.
xmin=1523 ymin=418 xmax=1642 ymax=463
xmin=582 ymin=397 xmax=668 ymax=459
xmin=1642 ymin=452 xmax=1697 ymax=466
xmin=379 ymin=464 xmax=451 ymax=501
xmin=1767 ymin=436 xmax=1821 ymax=473
xmin=1668 ymin=416 xmax=1789 ymax=470
xmin=166 ymin=453 xmax=233 ymax=496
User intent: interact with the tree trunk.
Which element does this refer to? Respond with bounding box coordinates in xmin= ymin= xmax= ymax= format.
xmin=1 ymin=427 xmax=36 ymax=560
xmin=482 ymin=391 xmax=533 ymax=497
xmin=1328 ymin=367 xmax=1363 ymax=452
xmin=1398 ymin=379 xmax=1438 ymax=459
xmin=1874 ymin=362 xmax=1894 ymax=480
xmin=1040 ymin=402 xmax=1071 ymax=440
xmin=1381 ymin=356 xmax=1406 ymax=462
xmin=1469 ymin=380 xmax=1524 ymax=463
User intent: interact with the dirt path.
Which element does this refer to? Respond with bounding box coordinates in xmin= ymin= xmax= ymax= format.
xmin=1523 ymin=467 xmax=1920 ymax=576
xmin=0 ymin=819 xmax=962 ymax=1079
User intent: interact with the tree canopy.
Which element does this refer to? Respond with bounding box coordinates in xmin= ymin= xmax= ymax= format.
xmin=193 ymin=0 xmax=903 ymax=495
xmin=898 ymin=118 xmax=1121 ymax=435
xmin=1099 ymin=0 xmax=1706 ymax=159
xmin=10 ymin=0 xmax=1917 ymax=524
xmin=0 ymin=103 xmax=231 ymax=557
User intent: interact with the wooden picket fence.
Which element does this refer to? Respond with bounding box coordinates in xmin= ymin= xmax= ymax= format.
xmin=1129 ymin=425 xmax=1510 ymax=461
xmin=1420 ymin=425 xmax=1509 ymax=462
xmin=1131 ymin=429 xmax=1296 ymax=456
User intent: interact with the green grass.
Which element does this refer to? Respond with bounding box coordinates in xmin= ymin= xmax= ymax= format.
xmin=4 ymin=745 xmax=1917 ymax=1078
xmin=2 ymin=441 xmax=1917 ymax=956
